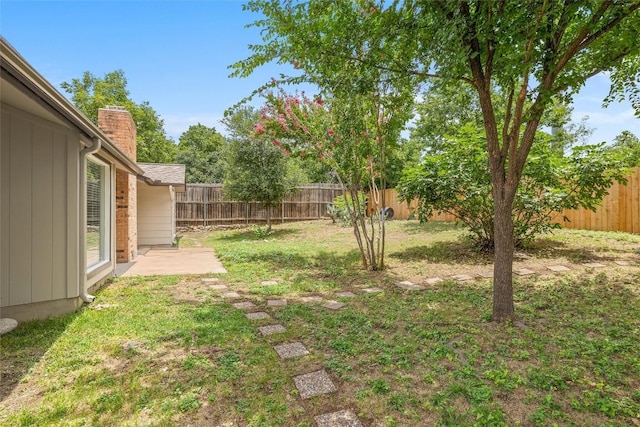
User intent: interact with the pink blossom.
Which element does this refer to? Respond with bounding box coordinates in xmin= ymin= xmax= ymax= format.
xmin=327 ymin=129 xmax=335 ymax=136
xmin=273 ymin=139 xmax=281 ymax=147
xmin=316 ymin=98 xmax=324 ymax=105
xmin=253 ymin=122 xmax=264 ymax=134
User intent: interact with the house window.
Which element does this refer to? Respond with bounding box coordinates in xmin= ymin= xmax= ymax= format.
xmin=86 ymin=157 xmax=110 ymax=269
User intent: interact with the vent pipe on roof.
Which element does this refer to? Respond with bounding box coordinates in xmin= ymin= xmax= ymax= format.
xmin=78 ymin=137 xmax=102 ymax=303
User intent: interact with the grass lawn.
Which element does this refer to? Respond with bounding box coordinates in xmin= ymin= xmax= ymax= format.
xmin=1 ymin=220 xmax=639 ymax=426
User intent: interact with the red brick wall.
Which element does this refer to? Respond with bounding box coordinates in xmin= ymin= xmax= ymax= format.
xmin=98 ymin=107 xmax=137 ymax=263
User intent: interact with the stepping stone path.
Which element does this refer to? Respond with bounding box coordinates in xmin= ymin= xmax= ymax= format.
xmin=361 ymin=287 xmax=383 ymax=293
xmin=208 ymin=284 xmax=228 ymax=291
xmin=514 ymin=268 xmax=536 ymax=276
xmin=396 ymin=281 xmax=425 ymax=291
xmin=323 ymin=301 xmax=346 ymax=310
xmin=452 ymin=274 xmax=474 ymax=281
xmin=293 ymin=370 xmax=337 ymax=399
xmin=583 ymin=262 xmax=607 ymax=268
xmin=233 ymin=301 xmax=257 ymax=310
xmin=335 ymin=291 xmax=356 ymax=298
xmin=424 ymin=277 xmax=444 ymax=285
xmin=259 ymin=324 xmax=287 ymax=336
xmin=201 ymin=277 xmax=221 ymax=283
xmin=274 ymin=342 xmax=309 ymax=359
xmin=221 ymin=291 xmax=241 ymax=299
xmin=315 ymin=410 xmax=363 ymax=427
xmin=547 ymin=265 xmax=571 ymax=272
xmin=246 ymin=311 xmax=271 ymax=320
xmin=479 ymin=271 xmax=493 ymax=279
xmin=614 ymin=260 xmax=632 ymax=266
xmin=226 ymin=285 xmax=363 ymax=425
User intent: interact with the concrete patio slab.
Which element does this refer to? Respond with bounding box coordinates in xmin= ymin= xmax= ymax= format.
xmin=293 ymin=370 xmax=337 ymax=399
xmin=259 ymin=324 xmax=287 ymax=336
xmin=424 ymin=277 xmax=444 ymax=285
xmin=274 ymin=342 xmax=309 ymax=359
xmin=315 ymin=410 xmax=363 ymax=427
xmin=514 ymin=268 xmax=536 ymax=276
xmin=115 ymin=247 xmax=227 ymax=277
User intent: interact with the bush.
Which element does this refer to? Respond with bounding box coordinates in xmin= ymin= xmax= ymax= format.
xmin=329 ymin=192 xmax=368 ymax=227
xmin=397 ymin=125 xmax=626 ymax=250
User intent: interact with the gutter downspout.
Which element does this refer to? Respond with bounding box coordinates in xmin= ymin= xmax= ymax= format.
xmin=78 ymin=137 xmax=101 ymax=303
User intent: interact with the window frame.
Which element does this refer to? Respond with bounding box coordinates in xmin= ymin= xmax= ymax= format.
xmin=86 ymin=155 xmax=111 ymax=273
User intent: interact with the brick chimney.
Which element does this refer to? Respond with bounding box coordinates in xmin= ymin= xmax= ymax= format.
xmin=98 ymin=106 xmax=137 ymax=263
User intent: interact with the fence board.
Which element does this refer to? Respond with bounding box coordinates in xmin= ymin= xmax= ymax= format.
xmin=176 ymin=184 xmax=343 ymax=226
xmin=373 ymin=167 xmax=640 ymax=234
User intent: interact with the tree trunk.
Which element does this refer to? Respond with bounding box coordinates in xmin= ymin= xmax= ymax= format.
xmin=266 ymin=208 xmax=272 ymax=233
xmin=492 ymin=186 xmax=516 ymax=321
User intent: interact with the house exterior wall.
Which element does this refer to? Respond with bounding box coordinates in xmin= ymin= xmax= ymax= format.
xmin=99 ymin=107 xmax=137 ymax=262
xmin=137 ymin=182 xmax=175 ymax=245
xmin=0 ymin=104 xmax=84 ymax=320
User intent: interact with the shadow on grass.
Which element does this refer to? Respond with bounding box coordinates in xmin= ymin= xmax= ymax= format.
xmin=399 ymin=220 xmax=463 ymax=235
xmin=522 ymin=238 xmax=634 ymax=262
xmin=0 ymin=312 xmax=79 ymax=401
xmin=213 ymin=227 xmax=301 ymax=242
xmin=389 ymin=240 xmax=492 ymax=265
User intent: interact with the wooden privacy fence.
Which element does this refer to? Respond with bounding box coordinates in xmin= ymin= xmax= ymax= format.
xmin=175 ymin=184 xmax=344 ymax=226
xmin=374 ymin=167 xmax=640 ymax=234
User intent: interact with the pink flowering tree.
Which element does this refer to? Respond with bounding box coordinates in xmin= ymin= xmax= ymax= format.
xmin=256 ymin=88 xmax=411 ymax=270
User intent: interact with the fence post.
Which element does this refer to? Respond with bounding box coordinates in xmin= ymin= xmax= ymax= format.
xmin=203 ymin=185 xmax=208 ymax=227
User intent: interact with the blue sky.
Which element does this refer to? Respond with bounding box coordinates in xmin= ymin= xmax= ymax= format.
xmin=2 ymin=0 xmax=638 ymax=143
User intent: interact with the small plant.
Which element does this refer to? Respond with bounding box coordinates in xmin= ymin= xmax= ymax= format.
xmin=251 ymin=224 xmax=272 ymax=239
xmin=330 ymin=192 xmax=368 ymax=227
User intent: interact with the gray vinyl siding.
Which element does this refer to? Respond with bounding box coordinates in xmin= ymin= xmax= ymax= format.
xmin=0 ymin=105 xmax=80 ymax=307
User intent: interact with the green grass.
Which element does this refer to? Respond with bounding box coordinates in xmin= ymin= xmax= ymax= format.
xmin=1 ymin=220 xmax=639 ymax=426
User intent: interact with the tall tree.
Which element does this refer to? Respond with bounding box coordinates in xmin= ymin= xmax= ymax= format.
xmin=222 ymin=106 xmax=305 ymax=232
xmin=608 ymin=130 xmax=640 ymax=167
xmin=234 ymin=0 xmax=640 ymax=321
xmin=61 ymin=70 xmax=176 ymax=163
xmin=175 ymin=124 xmax=227 ymax=183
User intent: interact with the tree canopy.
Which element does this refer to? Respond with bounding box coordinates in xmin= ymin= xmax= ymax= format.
xmin=61 ymin=70 xmax=176 ymax=163
xmin=233 ymin=0 xmax=640 ymax=321
xmin=175 ymin=124 xmax=227 ymax=183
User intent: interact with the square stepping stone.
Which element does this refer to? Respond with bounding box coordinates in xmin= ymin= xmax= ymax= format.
xmin=201 ymin=277 xmax=221 ymax=283
xmin=335 ymin=291 xmax=356 ymax=298
xmin=396 ymin=281 xmax=425 ymax=290
xmin=267 ymin=299 xmax=287 ymax=307
xmin=452 ymin=274 xmax=474 ymax=281
xmin=583 ymin=262 xmax=606 ymax=268
xmin=614 ymin=260 xmax=631 ymax=266
xmin=424 ymin=277 xmax=444 ymax=285
xmin=293 ymin=370 xmax=337 ymax=399
xmin=478 ymin=271 xmax=493 ymax=279
xmin=209 ymin=284 xmax=228 ymax=291
xmin=547 ymin=265 xmax=571 ymax=272
xmin=274 ymin=342 xmax=309 ymax=359
xmin=246 ymin=311 xmax=270 ymax=320
xmin=361 ymin=287 xmax=383 ymax=293
xmin=221 ymin=291 xmax=241 ymax=299
xmin=261 ymin=280 xmax=280 ymax=286
xmin=514 ymin=268 xmax=536 ymax=276
xmin=259 ymin=324 xmax=286 ymax=336
xmin=301 ymin=296 xmax=323 ymax=303
xmin=315 ymin=410 xmax=363 ymax=427
xmin=323 ymin=301 xmax=345 ymax=310
xmin=233 ymin=301 xmax=257 ymax=310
